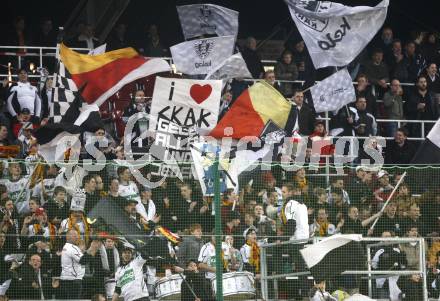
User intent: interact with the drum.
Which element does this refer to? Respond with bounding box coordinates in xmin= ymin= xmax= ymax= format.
xmin=211 ymin=272 xmax=256 ymax=300
xmin=154 ymin=274 xmax=183 ymax=300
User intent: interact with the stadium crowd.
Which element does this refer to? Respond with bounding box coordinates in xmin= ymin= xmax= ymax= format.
xmin=0 ymin=15 xmax=440 ymax=301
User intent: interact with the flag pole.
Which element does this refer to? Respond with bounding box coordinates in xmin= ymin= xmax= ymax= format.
xmin=369 ymin=171 xmax=407 ymax=231
xmin=213 ymin=153 xmax=223 ymax=301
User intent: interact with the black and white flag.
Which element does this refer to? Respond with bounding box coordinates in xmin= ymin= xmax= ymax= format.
xmin=310 ymin=68 xmax=355 ymax=113
xmin=177 ymin=4 xmax=239 ymax=40
xmin=53 ymin=61 xmax=77 ymax=91
xmin=49 ymin=87 xmax=77 ymax=123
xmin=300 ymin=234 xmax=365 ymax=282
xmin=286 ymin=0 xmax=389 ymax=69
xmin=411 ymin=118 xmax=440 ymax=164
xmin=204 ymin=52 xmax=252 ymax=80
xmin=170 ymin=36 xmax=235 ymax=75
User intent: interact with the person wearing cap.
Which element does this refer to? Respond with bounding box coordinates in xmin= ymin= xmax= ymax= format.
xmin=181 ymin=258 xmax=213 ymax=301
xmin=240 ymin=228 xmax=260 ymax=274
xmin=120 ymin=196 xmax=148 ymax=233
xmin=373 ymin=170 xmax=394 ymax=210
xmin=6 ymin=68 xmax=42 ymax=123
xmin=112 ymin=242 xmax=150 ymax=301
xmin=21 ymin=207 xmax=54 ymax=244
xmin=59 ymin=189 xmax=91 ymax=243
xmin=347 ymin=166 xmax=373 ymax=205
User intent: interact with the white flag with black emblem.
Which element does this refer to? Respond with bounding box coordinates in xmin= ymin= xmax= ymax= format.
xmin=177 ymin=4 xmax=239 ymax=40
xmin=286 ymin=0 xmax=389 ymax=69
xmin=170 ymin=36 xmax=235 ymax=75
xmin=310 ymin=68 xmax=355 ymax=113
xmin=205 ymin=52 xmax=252 ymax=80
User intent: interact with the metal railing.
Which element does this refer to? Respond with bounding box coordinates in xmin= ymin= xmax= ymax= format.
xmin=259 ymin=236 xmax=428 ymax=301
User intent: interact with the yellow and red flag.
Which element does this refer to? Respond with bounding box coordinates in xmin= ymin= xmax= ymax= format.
xmin=209 ymin=81 xmax=293 ymax=139
xmin=59 ymin=43 xmax=170 ymax=106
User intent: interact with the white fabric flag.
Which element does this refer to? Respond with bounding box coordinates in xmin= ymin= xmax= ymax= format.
xmin=170 ymin=36 xmax=235 ymax=75
xmin=286 ymin=0 xmax=389 ymax=69
xmin=191 ymin=141 xmax=272 ymax=195
xmin=204 ymin=52 xmax=252 ymax=80
xmin=177 ymin=4 xmax=239 ymax=40
xmin=88 ymin=43 xmax=107 ymax=55
xmin=310 ymin=68 xmax=355 ymax=113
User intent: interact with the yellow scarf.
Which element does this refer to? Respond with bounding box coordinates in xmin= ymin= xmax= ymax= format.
xmin=295 ymin=176 xmax=308 ymax=190
xmin=317 ymin=221 xmax=329 ymax=237
xmin=67 ymin=214 xmax=90 ymax=244
xmin=247 ymin=240 xmax=260 ymax=273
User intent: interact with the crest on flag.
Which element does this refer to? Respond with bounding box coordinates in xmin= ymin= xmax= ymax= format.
xmin=177 ymin=4 xmax=239 ymax=40
xmin=199 ymin=5 xmax=215 ymax=29
xmin=194 ymin=39 xmax=214 ymax=60
xmin=293 ymin=1 xmax=331 ymax=32
xmin=285 ymin=0 xmax=389 ymax=68
xmin=170 ymin=36 xmax=234 ymax=75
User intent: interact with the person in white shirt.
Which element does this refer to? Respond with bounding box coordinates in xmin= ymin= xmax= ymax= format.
xmin=240 ymin=228 xmax=260 ymax=275
xmin=2 ymin=161 xmax=30 ymax=215
xmin=7 ymin=68 xmax=41 ymax=122
xmin=281 ymin=183 xmax=309 ymax=240
xmin=280 ymin=183 xmax=309 ymax=296
xmin=112 ymin=243 xmax=150 ymax=301
xmin=117 ymin=166 xmax=149 ymax=221
xmin=59 ymin=229 xmax=101 ymax=299
xmin=198 ymin=236 xmax=219 ymax=281
xmin=59 ymin=190 xmax=89 ymax=242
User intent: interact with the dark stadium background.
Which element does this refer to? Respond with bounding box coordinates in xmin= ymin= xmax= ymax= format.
xmin=1 ymin=0 xmax=438 ymax=45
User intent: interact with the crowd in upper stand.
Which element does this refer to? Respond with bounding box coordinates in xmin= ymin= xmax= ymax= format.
xmin=0 ymin=15 xmax=440 ymax=301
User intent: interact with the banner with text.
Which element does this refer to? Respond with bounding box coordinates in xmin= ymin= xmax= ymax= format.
xmin=149 ymin=77 xmax=222 ymax=178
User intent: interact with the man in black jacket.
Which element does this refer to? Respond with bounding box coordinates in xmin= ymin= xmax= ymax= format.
xmin=384 ymin=128 xmax=416 ymax=165
xmin=180 ymin=259 xmax=213 ymax=301
xmin=291 ymin=90 xmax=315 ymax=136
xmin=19 ymin=253 xmax=53 ymax=299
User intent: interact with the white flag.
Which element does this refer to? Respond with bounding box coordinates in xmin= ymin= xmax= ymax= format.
xmin=88 ymin=43 xmax=107 ymax=55
xmin=205 ymin=52 xmax=252 ymax=80
xmin=170 ymin=36 xmax=235 ymax=75
xmin=191 ymin=141 xmax=271 ymax=195
xmin=310 ymin=68 xmax=355 ymax=113
xmin=177 ymin=4 xmax=239 ymax=40
xmin=286 ymin=0 xmax=389 ymax=69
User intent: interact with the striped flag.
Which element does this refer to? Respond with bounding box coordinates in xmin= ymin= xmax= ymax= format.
xmin=177 ymin=4 xmax=239 ymax=40
xmin=300 ymin=234 xmax=365 ymax=282
xmin=209 ymin=81 xmax=293 ymax=139
xmin=170 ymin=36 xmax=235 ymax=75
xmin=59 ymin=43 xmax=170 ymax=106
xmin=204 ymin=52 xmax=252 ymax=80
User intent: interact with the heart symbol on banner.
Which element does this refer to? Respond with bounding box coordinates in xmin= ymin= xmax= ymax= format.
xmin=190 ymin=84 xmax=212 ymax=104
